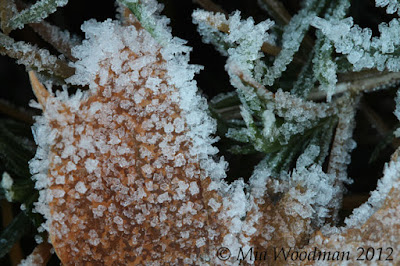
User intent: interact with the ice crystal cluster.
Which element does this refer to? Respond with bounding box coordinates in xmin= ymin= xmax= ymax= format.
xmin=0 ymin=0 xmax=397 ymax=264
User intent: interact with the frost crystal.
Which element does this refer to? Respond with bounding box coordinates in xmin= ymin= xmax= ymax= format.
xmin=312 ymin=16 xmax=400 ymax=72
xmin=375 ymin=0 xmax=400 ymax=15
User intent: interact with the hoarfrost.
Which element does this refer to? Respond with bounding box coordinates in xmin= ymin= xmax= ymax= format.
xmin=375 ymin=0 xmax=400 ymax=15
xmin=312 ymin=16 xmax=400 ymax=72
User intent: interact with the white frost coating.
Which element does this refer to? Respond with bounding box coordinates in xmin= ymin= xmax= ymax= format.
xmin=395 ymin=89 xmax=400 ymax=137
xmin=345 ymin=155 xmax=400 ymax=228
xmin=260 ymin=7 xmax=316 ymax=86
xmin=75 ymin=181 xmax=87 ymax=194
xmin=192 ymin=10 xmax=274 ymax=84
xmin=84 ymin=158 xmax=98 ymax=173
xmin=0 ymin=33 xmax=59 ymax=74
xmin=261 ymin=109 xmax=276 ymax=141
xmin=18 ymin=250 xmax=45 ymax=266
xmin=375 ymin=0 xmax=400 ymax=15
xmin=9 ymin=0 xmax=69 ymax=30
xmin=287 ymin=145 xmax=338 ymax=226
xmin=1 ymin=172 xmax=14 ymax=202
xmin=312 ymin=16 xmax=400 ymax=72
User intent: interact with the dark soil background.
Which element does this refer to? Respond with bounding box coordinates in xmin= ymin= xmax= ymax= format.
xmin=0 ymin=0 xmax=398 ymax=264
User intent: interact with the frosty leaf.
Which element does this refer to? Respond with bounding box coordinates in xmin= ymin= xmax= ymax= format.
xmin=226 ymin=94 xmax=335 ymax=159
xmin=245 ymin=144 xmax=340 ymax=264
xmin=300 ymin=148 xmax=400 ymax=265
xmin=394 ymin=87 xmax=400 ymax=122
xmin=228 ymin=144 xmax=257 ymax=155
xmin=226 ymin=127 xmax=251 ymax=143
xmin=210 ymin=91 xmax=240 ymax=112
xmin=28 ymin=18 xmax=248 ymax=264
xmin=7 ymin=0 xmax=68 ymax=31
xmin=375 ymin=0 xmax=400 ymax=15
xmin=0 ymin=32 xmax=74 ymax=80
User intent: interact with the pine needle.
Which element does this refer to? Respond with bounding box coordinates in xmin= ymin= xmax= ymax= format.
xmin=7 ymin=0 xmax=68 ymax=31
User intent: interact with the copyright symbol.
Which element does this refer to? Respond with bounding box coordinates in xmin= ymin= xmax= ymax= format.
xmin=217 ymin=247 xmax=231 ymax=261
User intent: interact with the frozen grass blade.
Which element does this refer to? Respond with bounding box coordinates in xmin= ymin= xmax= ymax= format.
xmin=261 ymin=0 xmax=327 ymax=86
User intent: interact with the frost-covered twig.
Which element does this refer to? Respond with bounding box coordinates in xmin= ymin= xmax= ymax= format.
xmin=0 ymin=32 xmax=74 ymax=80
xmin=308 ymin=71 xmax=400 ymax=100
